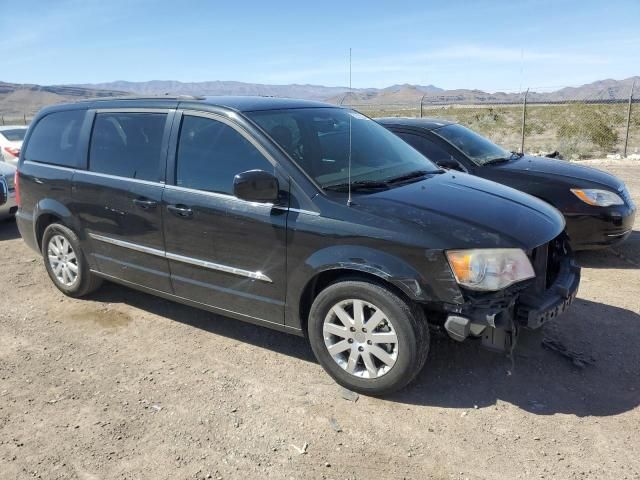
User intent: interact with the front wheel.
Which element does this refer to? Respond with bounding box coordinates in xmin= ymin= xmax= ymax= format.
xmin=308 ymin=280 xmax=429 ymax=396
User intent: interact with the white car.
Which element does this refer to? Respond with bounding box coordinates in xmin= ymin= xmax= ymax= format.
xmin=0 ymin=161 xmax=17 ymax=220
xmin=0 ymin=126 xmax=28 ymax=166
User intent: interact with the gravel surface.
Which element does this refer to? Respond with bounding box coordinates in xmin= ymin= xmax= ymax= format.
xmin=0 ymin=161 xmax=639 ymax=480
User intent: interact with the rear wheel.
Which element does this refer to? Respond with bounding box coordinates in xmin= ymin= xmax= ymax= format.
xmin=41 ymin=223 xmax=102 ymax=297
xmin=308 ymin=280 xmax=429 ymax=396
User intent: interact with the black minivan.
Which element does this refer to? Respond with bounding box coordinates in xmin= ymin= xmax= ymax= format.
xmin=16 ymin=96 xmax=580 ymax=395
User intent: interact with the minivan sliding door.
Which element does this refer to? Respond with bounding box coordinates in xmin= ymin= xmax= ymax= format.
xmin=73 ymin=109 xmax=174 ymax=292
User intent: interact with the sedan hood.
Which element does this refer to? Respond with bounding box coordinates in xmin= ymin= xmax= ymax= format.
xmin=356 ymin=172 xmax=565 ymax=250
xmin=495 ymin=155 xmax=623 ymax=190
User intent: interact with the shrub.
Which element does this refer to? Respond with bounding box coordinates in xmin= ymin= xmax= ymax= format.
xmin=557 ymin=108 xmax=618 ymax=155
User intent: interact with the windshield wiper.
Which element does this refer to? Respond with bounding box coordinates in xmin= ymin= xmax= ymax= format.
xmin=323 ymin=169 xmax=440 ymax=192
xmin=323 ymin=180 xmax=390 ymax=192
xmin=384 ymin=169 xmax=435 ymax=185
xmin=483 ymin=157 xmax=511 ymax=166
xmin=484 ymin=150 xmax=524 ymax=166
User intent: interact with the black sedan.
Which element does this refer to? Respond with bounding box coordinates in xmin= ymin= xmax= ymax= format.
xmin=378 ymin=117 xmax=636 ymax=250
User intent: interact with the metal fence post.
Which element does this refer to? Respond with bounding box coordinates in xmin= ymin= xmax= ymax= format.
xmin=23 ymin=113 xmax=27 ymax=125
xmin=0 ymin=115 xmax=4 ymax=126
xmin=520 ymin=88 xmax=529 ymax=154
xmin=623 ymin=80 xmax=635 ymax=158
xmin=420 ymin=94 xmax=426 ymax=118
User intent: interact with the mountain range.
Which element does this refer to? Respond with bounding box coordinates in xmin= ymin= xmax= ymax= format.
xmin=0 ymin=77 xmax=637 ymax=118
xmin=0 ymin=82 xmax=128 ymax=118
xmin=71 ymin=77 xmax=639 ymax=104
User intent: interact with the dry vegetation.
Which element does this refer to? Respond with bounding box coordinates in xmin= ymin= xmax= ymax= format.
xmin=357 ymin=103 xmax=640 ymax=159
xmin=3 ymin=97 xmax=639 ymax=160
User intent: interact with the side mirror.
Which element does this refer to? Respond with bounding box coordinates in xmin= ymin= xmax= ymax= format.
xmin=0 ymin=176 xmax=7 ymax=207
xmin=233 ymin=170 xmax=279 ymax=203
xmin=436 ymin=157 xmax=462 ymax=171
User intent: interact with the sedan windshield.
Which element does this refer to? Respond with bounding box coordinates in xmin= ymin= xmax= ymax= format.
xmin=0 ymin=128 xmax=27 ymax=142
xmin=433 ymin=124 xmax=512 ymax=166
xmin=247 ymin=108 xmax=439 ymax=189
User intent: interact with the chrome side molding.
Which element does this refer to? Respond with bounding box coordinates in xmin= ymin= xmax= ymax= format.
xmin=88 ymin=233 xmax=272 ymax=283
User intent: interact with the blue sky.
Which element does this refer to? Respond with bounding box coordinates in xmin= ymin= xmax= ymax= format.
xmin=1 ymin=0 xmax=639 ymax=91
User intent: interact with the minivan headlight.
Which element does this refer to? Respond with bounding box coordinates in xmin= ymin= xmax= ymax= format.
xmin=570 ymin=188 xmax=624 ymax=207
xmin=446 ymin=248 xmax=535 ymax=291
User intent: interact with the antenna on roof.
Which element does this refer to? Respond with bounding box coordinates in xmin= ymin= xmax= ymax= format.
xmin=347 ymin=47 xmax=353 ymax=207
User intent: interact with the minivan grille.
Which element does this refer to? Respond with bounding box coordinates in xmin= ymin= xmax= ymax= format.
xmin=545 ymin=235 xmax=565 ymax=288
xmin=529 ymin=234 xmax=566 ymax=291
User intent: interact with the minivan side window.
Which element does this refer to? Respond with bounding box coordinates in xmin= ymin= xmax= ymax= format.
xmin=176 ymin=115 xmax=273 ymax=195
xmin=24 ymin=110 xmax=85 ymax=167
xmin=89 ymin=112 xmax=167 ymax=182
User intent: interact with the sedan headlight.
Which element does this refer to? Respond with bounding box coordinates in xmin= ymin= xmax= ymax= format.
xmin=570 ymin=188 xmax=624 ymax=207
xmin=446 ymin=248 xmax=535 ymax=291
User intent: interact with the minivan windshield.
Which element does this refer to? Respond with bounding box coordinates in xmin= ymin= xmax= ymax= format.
xmin=433 ymin=124 xmax=512 ymax=166
xmin=248 ymin=108 xmax=440 ymax=190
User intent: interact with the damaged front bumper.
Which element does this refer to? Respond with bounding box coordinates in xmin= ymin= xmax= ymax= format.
xmin=514 ymin=259 xmax=580 ymax=330
xmin=441 ymin=239 xmax=581 ymax=352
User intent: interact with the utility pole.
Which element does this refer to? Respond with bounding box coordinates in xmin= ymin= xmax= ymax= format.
xmin=520 ymin=88 xmax=529 ymax=154
xmin=623 ymin=80 xmax=635 ymax=158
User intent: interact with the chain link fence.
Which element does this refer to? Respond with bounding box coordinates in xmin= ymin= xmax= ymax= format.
xmin=2 ymin=85 xmax=638 ymax=160
xmin=0 ymin=114 xmax=30 ymax=126
xmin=343 ymin=85 xmax=639 ymax=160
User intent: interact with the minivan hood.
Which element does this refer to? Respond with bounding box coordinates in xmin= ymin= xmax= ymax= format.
xmin=356 ymin=172 xmax=565 ymax=250
xmin=494 ymin=155 xmax=623 ymax=190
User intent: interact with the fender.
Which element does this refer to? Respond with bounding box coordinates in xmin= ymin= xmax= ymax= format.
xmin=284 ymin=244 xmax=463 ymax=330
xmin=32 ymin=199 xmax=81 ymax=246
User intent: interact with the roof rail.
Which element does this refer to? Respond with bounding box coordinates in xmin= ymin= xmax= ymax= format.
xmin=79 ymin=94 xmax=206 ymax=102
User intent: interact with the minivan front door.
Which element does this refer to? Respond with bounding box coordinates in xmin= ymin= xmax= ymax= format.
xmin=162 ymin=112 xmax=287 ymax=325
xmin=73 ymin=110 xmax=174 ymax=292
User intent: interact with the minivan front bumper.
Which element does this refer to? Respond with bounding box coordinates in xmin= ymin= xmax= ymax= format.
xmin=514 ymin=257 xmax=580 ymax=330
xmin=441 ymin=235 xmax=580 ymax=351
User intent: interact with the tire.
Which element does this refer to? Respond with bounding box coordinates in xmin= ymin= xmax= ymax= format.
xmin=308 ymin=280 xmax=429 ymax=396
xmin=41 ymin=223 xmax=102 ymax=297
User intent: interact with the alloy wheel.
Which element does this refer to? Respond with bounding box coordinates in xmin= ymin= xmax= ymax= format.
xmin=323 ymin=299 xmax=399 ymax=379
xmin=47 ymin=234 xmax=79 ymax=287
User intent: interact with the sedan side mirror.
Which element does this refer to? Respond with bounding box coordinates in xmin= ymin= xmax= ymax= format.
xmin=0 ymin=176 xmax=7 ymax=207
xmin=233 ymin=170 xmax=280 ymax=203
xmin=436 ymin=157 xmax=463 ymax=171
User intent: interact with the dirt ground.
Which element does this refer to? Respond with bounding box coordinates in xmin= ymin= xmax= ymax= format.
xmin=1 ymin=160 xmax=639 ymax=480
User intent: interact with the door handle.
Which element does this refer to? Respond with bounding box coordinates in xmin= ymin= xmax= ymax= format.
xmin=133 ymin=198 xmax=158 ymax=209
xmin=167 ymin=204 xmax=194 ymax=218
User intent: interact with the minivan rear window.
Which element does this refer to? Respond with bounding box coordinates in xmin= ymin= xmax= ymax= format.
xmin=89 ymin=112 xmax=167 ymax=182
xmin=24 ymin=110 xmax=85 ymax=167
